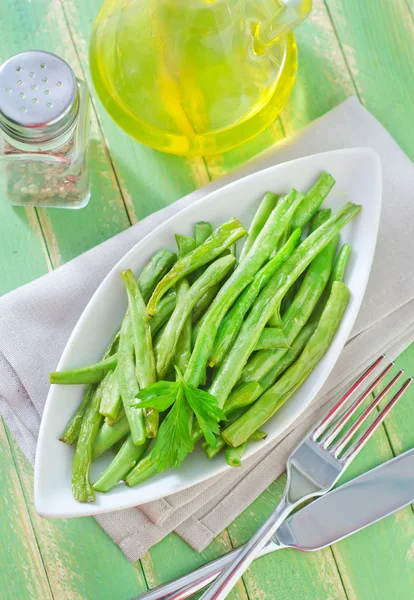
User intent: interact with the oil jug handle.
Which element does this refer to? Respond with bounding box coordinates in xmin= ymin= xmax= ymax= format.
xmin=253 ymin=0 xmax=312 ymax=55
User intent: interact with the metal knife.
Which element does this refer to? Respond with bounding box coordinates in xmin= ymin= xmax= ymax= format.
xmin=134 ymin=448 xmax=414 ymax=600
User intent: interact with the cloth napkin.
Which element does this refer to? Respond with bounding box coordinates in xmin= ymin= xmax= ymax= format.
xmin=1 ymin=97 xmax=413 ymax=562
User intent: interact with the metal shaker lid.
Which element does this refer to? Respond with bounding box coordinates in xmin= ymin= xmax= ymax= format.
xmin=0 ymin=50 xmax=78 ymax=143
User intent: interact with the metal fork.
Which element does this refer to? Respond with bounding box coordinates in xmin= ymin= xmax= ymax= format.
xmin=198 ymin=355 xmax=412 ymax=600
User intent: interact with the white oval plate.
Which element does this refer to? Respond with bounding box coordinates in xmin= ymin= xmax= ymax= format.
xmin=35 ymin=148 xmax=382 ymax=518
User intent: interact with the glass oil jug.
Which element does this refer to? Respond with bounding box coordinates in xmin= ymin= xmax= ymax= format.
xmin=90 ymin=0 xmax=312 ymax=155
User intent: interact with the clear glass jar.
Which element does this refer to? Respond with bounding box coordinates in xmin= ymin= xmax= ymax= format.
xmin=0 ymin=51 xmax=91 ymax=209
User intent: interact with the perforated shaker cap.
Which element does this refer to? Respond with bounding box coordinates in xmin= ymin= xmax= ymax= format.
xmin=0 ymin=50 xmax=78 ymax=143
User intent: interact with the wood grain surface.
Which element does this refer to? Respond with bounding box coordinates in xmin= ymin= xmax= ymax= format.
xmin=0 ymin=0 xmax=413 ymax=598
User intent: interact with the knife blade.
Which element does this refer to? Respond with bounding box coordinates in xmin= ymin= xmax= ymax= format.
xmin=134 ymin=448 xmax=414 ymax=600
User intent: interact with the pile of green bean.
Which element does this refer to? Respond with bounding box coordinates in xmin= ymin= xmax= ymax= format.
xmin=51 ymin=172 xmax=361 ymax=502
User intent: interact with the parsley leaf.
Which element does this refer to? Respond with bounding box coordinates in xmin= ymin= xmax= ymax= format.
xmin=133 ymin=374 xmax=226 ymax=470
xmin=152 ymin=385 xmax=194 ymax=471
xmin=134 ymin=381 xmax=178 ymax=411
xmin=184 ymin=384 xmax=226 ymax=447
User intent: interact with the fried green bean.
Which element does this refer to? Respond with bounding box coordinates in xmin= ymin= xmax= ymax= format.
xmin=195 ymin=222 xmax=213 ymax=247
xmin=259 ymin=321 xmax=317 ymax=391
xmin=92 ymin=414 xmax=130 ymax=460
xmin=175 ymin=234 xmax=196 ymax=258
xmin=254 ymin=328 xmax=290 ymax=351
xmin=223 ymin=281 xmax=350 ymax=447
xmin=99 ymin=369 xmax=121 ymax=421
xmin=332 ymin=243 xmax=351 ymax=284
xmin=209 ymin=203 xmax=360 ymax=407
xmin=192 ymin=285 xmax=219 ymax=324
xmin=156 ymin=255 xmax=236 ymax=378
xmin=117 ymin=315 xmax=146 ymax=445
xmin=60 ymin=333 xmax=119 ymax=445
xmin=147 ymin=218 xmax=247 ymax=316
xmin=72 ymin=380 xmax=105 ymax=502
xmin=291 ymin=172 xmax=335 ymax=229
xmin=122 ymin=270 xmax=158 ymax=438
xmin=225 ymin=442 xmax=247 ymax=467
xmin=241 ymin=212 xmax=338 ymax=383
xmin=149 ymin=290 xmax=176 ymax=337
xmin=222 ymin=382 xmax=263 ymax=415
xmin=50 ymin=355 xmax=117 ymax=385
xmin=185 ymin=190 xmax=304 ymax=387
xmin=268 ymin=208 xmax=332 ymax=326
xmin=138 ymin=249 xmax=177 ymax=303
xmin=93 ymin=436 xmax=151 ymax=493
xmin=209 ymin=227 xmax=301 ymax=367
xmin=239 ymin=192 xmax=278 ymax=262
xmin=60 ymin=384 xmax=96 ymax=445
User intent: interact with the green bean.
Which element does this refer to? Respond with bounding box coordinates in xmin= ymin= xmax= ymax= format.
xmin=174 ymin=280 xmax=192 ymax=373
xmin=291 ymin=172 xmax=335 ymax=229
xmin=268 ymin=208 xmax=332 ymax=327
xmin=92 ymin=414 xmax=130 ymax=460
xmin=332 ymin=243 xmax=351 ymax=283
xmin=222 ymin=381 xmax=263 ymax=415
xmin=191 ymin=222 xmax=214 ymax=281
xmin=60 ymin=384 xmax=96 ymax=445
xmin=209 ymin=227 xmax=301 ymax=368
xmin=185 ymin=190 xmax=304 ymax=387
xmin=175 ymin=234 xmax=196 ymax=258
xmin=156 ymin=255 xmax=236 ymax=378
xmin=117 ymin=315 xmax=146 ymax=445
xmin=195 ymin=222 xmax=213 ymax=247
xmin=223 ymin=281 xmax=350 ymax=447
xmin=242 ymin=212 xmax=338 ymax=383
xmin=72 ymin=380 xmax=105 ymax=502
xmin=99 ymin=368 xmax=121 ymax=421
xmin=201 ymin=409 xmax=245 ymax=459
xmin=50 ymin=355 xmax=117 ymax=385
xmin=209 ymin=203 xmax=360 ymax=407
xmin=239 ymin=192 xmax=278 ymax=262
xmin=147 ymin=218 xmax=247 ymax=316
xmin=174 ymin=235 xmax=194 ymax=374
xmin=93 ymin=436 xmax=151 ymax=493
xmin=225 ymin=442 xmax=247 ymax=467
xmin=122 ymin=270 xmax=158 ymax=438
xmin=259 ymin=321 xmax=317 ymax=391
xmin=150 ymin=290 xmax=176 ymax=337
xmin=192 ymin=285 xmax=219 ymax=324
xmin=105 ymin=404 xmax=124 ymax=425
xmin=224 ymin=428 xmax=267 ymax=466
xmin=254 ymin=328 xmax=289 ymax=351
xmin=138 ymin=249 xmax=177 ymax=303
xmin=60 ymin=333 xmax=119 ymax=445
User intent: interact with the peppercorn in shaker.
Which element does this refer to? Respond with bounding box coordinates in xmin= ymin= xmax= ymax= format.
xmin=0 ymin=50 xmax=91 ymax=208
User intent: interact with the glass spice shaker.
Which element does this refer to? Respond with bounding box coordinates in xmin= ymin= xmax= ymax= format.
xmin=0 ymin=50 xmax=91 ymax=209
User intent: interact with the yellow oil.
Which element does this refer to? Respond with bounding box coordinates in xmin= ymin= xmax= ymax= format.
xmin=90 ymin=0 xmax=298 ymax=155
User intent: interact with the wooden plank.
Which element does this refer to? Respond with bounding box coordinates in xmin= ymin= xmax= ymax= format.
xmin=325 ymin=0 xmax=414 ymax=160
xmin=6 ymin=429 xmax=149 ymax=600
xmin=0 ymin=420 xmax=53 ymax=600
xmin=141 ymin=530 xmax=248 ymax=600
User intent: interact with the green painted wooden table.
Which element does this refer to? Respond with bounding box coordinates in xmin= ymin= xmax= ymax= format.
xmin=1 ymin=1 xmax=414 ymax=598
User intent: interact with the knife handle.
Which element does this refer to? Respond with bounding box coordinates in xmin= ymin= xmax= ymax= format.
xmin=133 ymin=542 xmax=281 ymax=600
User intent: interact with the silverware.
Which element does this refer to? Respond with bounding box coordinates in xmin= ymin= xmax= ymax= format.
xmin=199 ymin=356 xmax=412 ymax=599
xmin=135 ymin=447 xmax=414 ymax=600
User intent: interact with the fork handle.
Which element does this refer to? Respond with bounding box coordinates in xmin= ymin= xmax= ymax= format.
xmin=199 ymin=495 xmax=292 ymax=600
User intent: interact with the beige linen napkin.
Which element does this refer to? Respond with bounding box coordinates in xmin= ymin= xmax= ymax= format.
xmin=0 ymin=97 xmax=413 ymax=562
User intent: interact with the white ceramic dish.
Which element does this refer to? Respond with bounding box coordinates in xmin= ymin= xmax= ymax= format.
xmin=35 ymin=148 xmax=382 ymax=518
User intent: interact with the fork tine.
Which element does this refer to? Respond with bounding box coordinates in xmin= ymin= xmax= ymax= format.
xmin=331 ymin=370 xmax=404 ymax=456
xmin=320 ymin=362 xmax=395 ymax=448
xmin=339 ymin=377 xmax=413 ymax=463
xmin=313 ymin=355 xmax=385 ymax=440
